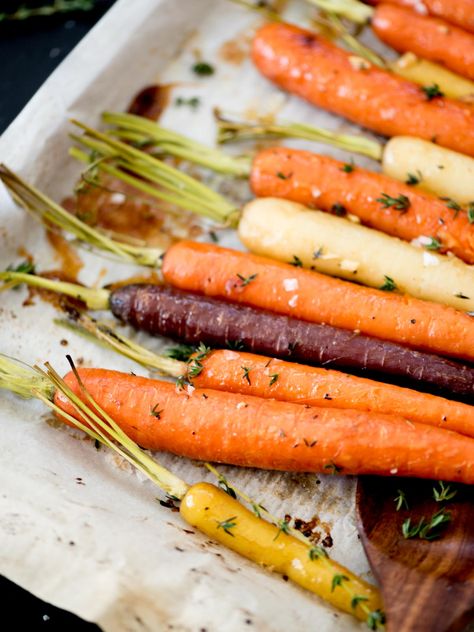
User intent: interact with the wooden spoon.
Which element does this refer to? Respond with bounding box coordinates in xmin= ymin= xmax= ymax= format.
xmin=356 ymin=477 xmax=474 ymax=632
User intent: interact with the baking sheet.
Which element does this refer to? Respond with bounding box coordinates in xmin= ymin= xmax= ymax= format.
xmin=0 ymin=1 xmax=401 ymax=629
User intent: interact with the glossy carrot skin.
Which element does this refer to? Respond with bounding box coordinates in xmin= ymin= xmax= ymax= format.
xmin=251 ymin=147 xmax=474 ymax=263
xmin=57 ymin=369 xmax=474 ymax=483
xmin=367 ymin=0 xmax=474 ymax=33
xmin=373 ymin=4 xmax=474 ymax=81
xmin=162 ymin=241 xmax=474 ymax=361
xmin=195 ymin=350 xmax=474 ymax=438
xmin=252 ymin=22 xmax=474 ymax=157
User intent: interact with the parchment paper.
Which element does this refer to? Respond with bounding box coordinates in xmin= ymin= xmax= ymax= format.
xmin=0 ymin=1 xmax=397 ymax=629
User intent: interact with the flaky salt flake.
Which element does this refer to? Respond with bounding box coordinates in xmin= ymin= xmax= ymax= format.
xmin=283 ymin=278 xmax=299 ymax=292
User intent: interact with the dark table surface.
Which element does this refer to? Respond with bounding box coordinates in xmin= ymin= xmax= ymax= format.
xmin=1 ymin=2 xmax=116 ymax=628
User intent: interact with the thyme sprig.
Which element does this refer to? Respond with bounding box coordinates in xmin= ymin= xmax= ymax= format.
xmin=433 ymin=481 xmax=457 ymax=503
xmin=421 ymin=83 xmax=445 ymax=100
xmin=377 ymin=193 xmax=411 ymax=212
xmin=216 ymin=516 xmax=238 ymax=536
xmin=186 ymin=343 xmax=211 ymax=380
xmin=380 ymin=276 xmax=397 ymax=292
xmin=402 ymin=509 xmax=452 ymax=541
xmin=394 ymin=489 xmax=408 ymax=511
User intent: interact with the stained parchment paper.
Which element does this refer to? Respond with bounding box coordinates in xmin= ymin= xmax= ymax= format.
xmin=0 ymin=1 xmax=398 ymax=629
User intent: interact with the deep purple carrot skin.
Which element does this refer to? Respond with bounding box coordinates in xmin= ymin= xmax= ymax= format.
xmin=109 ymin=284 xmax=474 ymax=398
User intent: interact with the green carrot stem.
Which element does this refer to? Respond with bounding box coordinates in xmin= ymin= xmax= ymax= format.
xmin=36 ymin=358 xmax=189 ymax=498
xmin=322 ymin=12 xmax=386 ymax=68
xmin=0 ymin=271 xmax=110 ymax=310
xmin=216 ymin=114 xmax=383 ymax=160
xmin=102 ymin=111 xmax=252 ymax=178
xmin=306 ymin=0 xmax=373 ymax=24
xmin=0 ymin=355 xmax=53 ymax=400
xmin=0 ymin=164 xmax=163 ymax=267
xmin=70 ymin=120 xmax=238 ymax=225
xmin=71 ymin=144 xmax=233 ymax=225
xmin=55 ymin=313 xmax=185 ymax=377
xmin=227 ymin=0 xmax=283 ymax=21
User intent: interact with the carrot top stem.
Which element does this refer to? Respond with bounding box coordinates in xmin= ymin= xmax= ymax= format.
xmin=0 ymin=354 xmax=53 ymax=400
xmin=227 ymin=0 xmax=283 ymax=21
xmin=320 ymin=11 xmax=386 ymax=67
xmin=102 ymin=111 xmax=252 ymax=178
xmin=55 ymin=312 xmax=185 ymax=377
xmin=216 ymin=113 xmax=383 ymax=160
xmin=36 ymin=357 xmax=190 ymax=498
xmin=0 ymin=270 xmax=110 ymax=310
xmin=69 ymin=120 xmax=239 ymax=226
xmin=306 ymin=0 xmax=373 ymax=24
xmin=0 ymin=164 xmax=163 ymax=267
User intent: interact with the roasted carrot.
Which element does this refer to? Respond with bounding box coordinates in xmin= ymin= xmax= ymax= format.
xmin=162 ymin=241 xmax=474 ymax=361
xmin=56 ymin=367 xmax=474 ymax=483
xmin=366 ymin=0 xmax=474 ymax=33
xmin=252 ymin=22 xmax=474 ymax=157
xmin=194 ymin=350 xmax=474 ymax=438
xmin=250 ymin=146 xmax=474 ymax=264
xmin=372 ymin=4 xmax=474 ymax=81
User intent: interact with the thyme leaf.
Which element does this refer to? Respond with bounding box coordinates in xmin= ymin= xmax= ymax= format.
xmin=289 ymin=255 xmax=303 ymax=267
xmin=331 ymin=202 xmax=347 ymax=216
xmin=324 ymin=461 xmax=342 ymax=475
xmin=468 ymin=203 xmax=474 ymax=224
xmin=150 ymin=403 xmax=164 ymax=419
xmin=405 ymin=171 xmax=422 ymax=186
xmin=433 ymin=481 xmax=457 ymax=503
xmin=331 ymin=574 xmax=349 ymax=592
xmin=166 ymin=343 xmax=196 ymax=361
xmin=367 ymin=610 xmax=386 ymax=630
xmin=376 ymin=193 xmax=411 ymax=212
xmin=394 ymin=489 xmax=408 ymax=511
xmin=308 ymin=546 xmax=328 ymax=560
xmin=402 ymin=509 xmax=451 ymax=540
xmin=236 ymin=272 xmax=258 ymax=287
xmin=216 ymin=516 xmax=237 ymax=536
xmin=269 ymin=373 xmax=279 ymax=386
xmin=192 ymin=61 xmax=215 ymax=76
xmin=351 ymin=595 xmax=369 ymax=609
xmin=421 ymin=83 xmax=444 ymax=100
xmin=174 ymin=96 xmax=200 ymax=109
xmin=273 ymin=517 xmax=291 ymax=540
xmin=341 ymin=161 xmax=355 ymax=173
xmin=241 ymin=366 xmax=251 ymax=385
xmin=380 ymin=275 xmax=397 ymax=292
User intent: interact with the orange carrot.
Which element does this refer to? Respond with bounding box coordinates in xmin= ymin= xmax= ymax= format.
xmin=367 ymin=0 xmax=474 ymax=34
xmin=194 ymin=350 xmax=474 ymax=438
xmin=372 ymin=4 xmax=474 ymax=81
xmin=57 ymin=368 xmax=474 ymax=483
xmin=250 ymin=146 xmax=474 ymax=263
xmin=252 ymin=22 xmax=474 ymax=157
xmin=162 ymin=241 xmax=474 ymax=361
